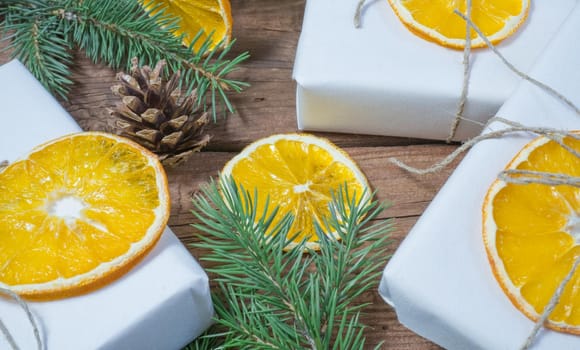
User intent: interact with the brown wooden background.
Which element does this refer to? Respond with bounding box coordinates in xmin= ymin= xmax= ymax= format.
xmin=0 ymin=1 xmax=464 ymax=348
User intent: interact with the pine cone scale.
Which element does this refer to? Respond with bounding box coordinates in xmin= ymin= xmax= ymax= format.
xmin=167 ymin=115 xmax=188 ymax=129
xmin=123 ymin=96 xmax=147 ymax=114
xmin=116 ymin=104 xmax=143 ymax=122
xmin=161 ymin=131 xmax=183 ymax=149
xmin=142 ymin=109 xmax=163 ymax=125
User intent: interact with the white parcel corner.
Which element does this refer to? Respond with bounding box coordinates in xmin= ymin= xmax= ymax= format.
xmin=0 ymin=60 xmax=213 ymax=350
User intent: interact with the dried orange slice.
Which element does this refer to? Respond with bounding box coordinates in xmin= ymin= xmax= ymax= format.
xmin=142 ymin=0 xmax=233 ymax=52
xmin=222 ymin=134 xmax=370 ymax=250
xmin=483 ymin=132 xmax=580 ymax=333
xmin=388 ymin=0 xmax=530 ymax=49
xmin=0 ymin=132 xmax=170 ymax=299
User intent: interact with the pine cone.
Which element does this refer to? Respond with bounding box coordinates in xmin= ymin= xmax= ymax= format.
xmin=109 ymin=58 xmax=211 ymax=167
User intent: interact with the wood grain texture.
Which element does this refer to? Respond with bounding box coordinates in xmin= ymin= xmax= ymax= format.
xmin=0 ymin=1 xmax=463 ymax=348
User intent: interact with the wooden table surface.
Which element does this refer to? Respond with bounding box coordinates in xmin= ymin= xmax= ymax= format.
xmin=0 ymin=1 xmax=463 ymax=348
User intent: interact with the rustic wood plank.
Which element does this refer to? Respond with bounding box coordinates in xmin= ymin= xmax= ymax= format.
xmin=165 ymin=144 xmax=461 ymax=227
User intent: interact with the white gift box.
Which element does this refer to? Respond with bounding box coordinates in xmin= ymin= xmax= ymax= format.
xmin=0 ymin=60 xmax=213 ymax=349
xmin=293 ymin=0 xmax=577 ymax=141
xmin=379 ymin=5 xmax=580 ymax=349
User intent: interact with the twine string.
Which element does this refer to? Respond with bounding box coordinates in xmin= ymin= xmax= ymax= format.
xmin=354 ymin=0 xmax=367 ymax=28
xmin=446 ymin=0 xmax=472 ymax=143
xmin=448 ymin=2 xmax=579 ymax=140
xmin=454 ymin=10 xmax=580 ymax=116
xmin=457 ymin=115 xmax=486 ymax=127
xmin=390 ymin=1 xmax=580 ymax=174
xmin=519 ymin=257 xmax=580 ymax=350
xmin=491 ymin=117 xmax=580 ymax=153
xmin=389 ymin=116 xmax=580 ymax=175
xmin=500 ymin=170 xmax=580 ymax=188
xmin=0 ymin=286 xmax=42 ymax=350
xmin=0 ymin=318 xmax=19 ymax=350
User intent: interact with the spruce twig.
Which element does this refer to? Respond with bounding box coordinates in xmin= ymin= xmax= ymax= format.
xmin=1 ymin=1 xmax=73 ymax=98
xmin=189 ymin=177 xmax=393 ymax=349
xmin=0 ymin=0 xmax=248 ymax=117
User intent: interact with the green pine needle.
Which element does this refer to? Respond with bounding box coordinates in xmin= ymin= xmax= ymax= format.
xmin=1 ymin=1 xmax=74 ymax=99
xmin=0 ymin=0 xmax=248 ymax=117
xmin=188 ymin=177 xmax=393 ymax=349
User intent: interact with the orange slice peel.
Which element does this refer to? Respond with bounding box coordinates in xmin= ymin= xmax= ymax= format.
xmin=141 ymin=0 xmax=233 ymax=52
xmin=388 ymin=0 xmax=530 ymax=49
xmin=0 ymin=132 xmax=170 ymax=299
xmin=483 ymin=132 xmax=580 ymax=333
xmin=221 ymin=134 xmax=370 ymax=250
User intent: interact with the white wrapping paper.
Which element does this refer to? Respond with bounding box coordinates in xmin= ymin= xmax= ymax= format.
xmin=293 ymin=0 xmax=577 ymax=141
xmin=379 ymin=6 xmax=580 ymax=349
xmin=0 ymin=60 xmax=213 ymax=349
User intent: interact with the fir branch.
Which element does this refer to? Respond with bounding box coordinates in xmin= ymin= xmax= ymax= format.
xmin=0 ymin=0 xmax=248 ymax=115
xmin=189 ymin=178 xmax=393 ymax=349
xmin=183 ymin=325 xmax=226 ymax=350
xmin=1 ymin=1 xmax=73 ymax=99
